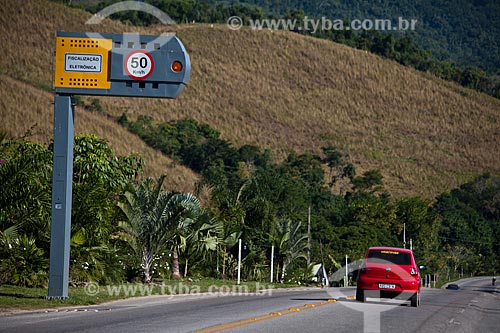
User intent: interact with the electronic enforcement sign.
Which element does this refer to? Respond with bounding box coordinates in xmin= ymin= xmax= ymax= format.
xmin=54 ymin=32 xmax=190 ymax=98
xmin=49 ymin=31 xmax=191 ymax=299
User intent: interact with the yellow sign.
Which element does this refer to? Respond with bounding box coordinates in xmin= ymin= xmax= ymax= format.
xmin=381 ymin=250 xmax=399 ymax=255
xmin=54 ymin=37 xmax=112 ymax=89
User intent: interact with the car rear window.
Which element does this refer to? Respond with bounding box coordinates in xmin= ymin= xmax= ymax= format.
xmin=367 ymin=250 xmax=411 ymax=265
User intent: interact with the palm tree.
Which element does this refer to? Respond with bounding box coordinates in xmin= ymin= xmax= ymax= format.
xmin=169 ymin=211 xmax=197 ymax=280
xmin=271 ymin=218 xmax=308 ymax=283
xmin=178 ymin=214 xmax=222 ymax=278
xmin=207 ymin=181 xmax=245 ymax=279
xmin=118 ymin=176 xmax=201 ymax=283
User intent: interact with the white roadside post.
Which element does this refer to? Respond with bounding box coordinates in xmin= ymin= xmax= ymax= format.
xmin=270 ymin=245 xmax=274 ymax=283
xmin=237 ymin=239 xmax=242 ymax=285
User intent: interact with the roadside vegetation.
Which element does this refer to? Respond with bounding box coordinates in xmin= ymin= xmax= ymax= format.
xmin=1 ymin=125 xmax=499 ymax=309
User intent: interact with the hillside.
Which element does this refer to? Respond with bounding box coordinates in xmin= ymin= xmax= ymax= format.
xmin=1 ymin=0 xmax=499 ymax=198
xmin=222 ymin=0 xmax=500 ymax=74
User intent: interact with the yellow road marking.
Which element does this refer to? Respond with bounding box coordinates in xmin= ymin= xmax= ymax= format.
xmin=193 ymin=299 xmax=337 ymax=333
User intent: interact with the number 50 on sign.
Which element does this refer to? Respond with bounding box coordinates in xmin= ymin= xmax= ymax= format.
xmin=125 ymin=50 xmax=154 ymax=80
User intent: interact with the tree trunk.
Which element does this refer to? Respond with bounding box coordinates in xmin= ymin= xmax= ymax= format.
xmin=142 ymin=247 xmax=153 ymax=283
xmin=172 ymin=247 xmax=182 ymax=280
xmin=222 ymin=249 xmax=227 ymax=280
xmin=184 ymin=258 xmax=188 ymax=278
xmin=275 ymin=262 xmax=281 ymax=283
xmin=280 ymin=262 xmax=287 ymax=283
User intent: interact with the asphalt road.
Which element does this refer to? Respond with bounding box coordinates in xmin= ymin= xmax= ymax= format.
xmin=0 ymin=277 xmax=498 ymax=333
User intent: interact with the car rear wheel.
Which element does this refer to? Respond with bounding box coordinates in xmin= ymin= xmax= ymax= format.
xmin=410 ymin=292 xmax=421 ymax=307
xmin=356 ymin=288 xmax=365 ymax=302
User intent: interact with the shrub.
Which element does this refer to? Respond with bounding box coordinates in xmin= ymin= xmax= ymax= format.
xmin=0 ymin=235 xmax=48 ymax=287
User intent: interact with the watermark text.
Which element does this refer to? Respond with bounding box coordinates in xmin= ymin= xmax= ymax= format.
xmin=227 ymin=16 xmax=418 ymax=33
xmin=84 ymin=282 xmax=273 ymax=298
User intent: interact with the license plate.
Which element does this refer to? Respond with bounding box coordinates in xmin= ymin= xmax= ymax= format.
xmin=379 ymin=284 xmax=396 ymax=289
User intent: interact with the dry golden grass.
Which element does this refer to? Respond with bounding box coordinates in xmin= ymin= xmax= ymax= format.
xmin=1 ymin=0 xmax=499 ymax=197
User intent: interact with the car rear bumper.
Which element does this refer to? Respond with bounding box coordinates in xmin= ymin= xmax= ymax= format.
xmin=357 ymin=276 xmax=420 ymax=294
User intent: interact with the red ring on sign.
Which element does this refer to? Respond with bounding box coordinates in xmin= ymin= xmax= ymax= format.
xmin=124 ymin=50 xmax=154 ymax=81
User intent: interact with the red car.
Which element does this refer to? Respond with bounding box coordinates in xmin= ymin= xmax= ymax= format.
xmin=356 ymin=246 xmax=422 ymax=307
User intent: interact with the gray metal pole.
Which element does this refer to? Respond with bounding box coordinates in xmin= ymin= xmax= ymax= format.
xmin=47 ymin=95 xmax=74 ymax=299
xmin=307 ymin=206 xmax=311 ymax=266
xmin=403 ymin=223 xmax=406 ymax=249
xmin=345 ymin=255 xmax=348 ymax=287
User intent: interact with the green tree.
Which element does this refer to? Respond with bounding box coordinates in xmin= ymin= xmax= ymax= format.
xmin=0 ymin=139 xmax=52 ymax=248
xmin=395 ymin=197 xmax=441 ymax=270
xmin=198 ymin=171 xmax=247 ymax=279
xmin=69 ymin=135 xmax=143 ymax=283
xmin=352 ymin=170 xmax=384 ymax=194
xmin=434 ymin=174 xmax=499 ymax=275
xmin=118 ymin=176 xmax=201 ymax=283
xmin=270 ymin=218 xmax=308 ymax=283
xmin=0 ymin=134 xmax=143 ymax=285
xmin=167 ymin=198 xmax=203 ymax=280
xmin=321 ymin=146 xmax=355 ymax=194
xmin=180 ymin=213 xmax=222 ymax=277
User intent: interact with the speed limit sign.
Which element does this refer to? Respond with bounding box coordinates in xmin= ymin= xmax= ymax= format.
xmin=125 ymin=50 xmax=154 ymax=80
xmin=55 ymin=32 xmax=190 ymax=98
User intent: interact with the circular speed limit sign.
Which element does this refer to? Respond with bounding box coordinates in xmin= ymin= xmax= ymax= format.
xmin=124 ymin=50 xmax=154 ymax=80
